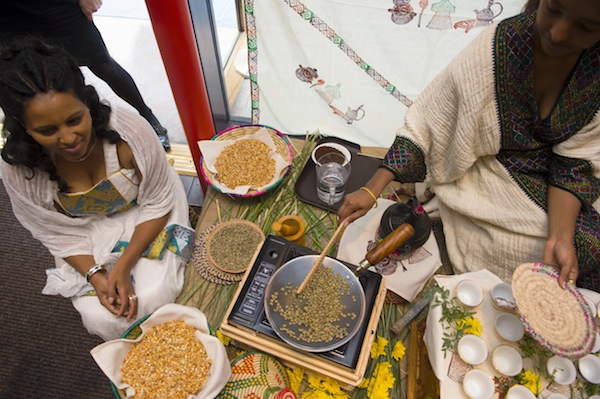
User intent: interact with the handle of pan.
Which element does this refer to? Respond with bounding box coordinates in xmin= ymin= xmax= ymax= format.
xmin=355 ymin=223 xmax=414 ymax=274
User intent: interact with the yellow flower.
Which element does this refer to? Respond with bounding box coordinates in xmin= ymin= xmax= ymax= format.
xmin=362 ymin=362 xmax=395 ymax=399
xmin=358 ymin=377 xmax=371 ymax=389
xmin=321 ymin=377 xmax=346 ymax=395
xmin=302 ymin=375 xmax=349 ymax=399
xmin=520 ymin=370 xmax=541 ymax=394
xmin=392 ymin=341 xmax=406 ymax=361
xmin=307 ymin=374 xmax=323 ymax=389
xmin=456 ymin=316 xmax=482 ymax=336
xmin=370 ymin=336 xmax=389 ymax=358
xmin=215 ymin=330 xmax=231 ymax=346
xmin=287 ymin=367 xmax=304 ymax=394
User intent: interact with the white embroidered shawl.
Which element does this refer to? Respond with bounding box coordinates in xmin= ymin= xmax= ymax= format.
xmin=1 ymin=106 xmax=176 ymax=262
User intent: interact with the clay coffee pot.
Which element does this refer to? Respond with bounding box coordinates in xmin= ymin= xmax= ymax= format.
xmin=378 ymin=196 xmax=431 ymax=255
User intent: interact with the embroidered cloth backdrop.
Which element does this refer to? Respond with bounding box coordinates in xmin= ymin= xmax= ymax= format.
xmin=247 ymin=0 xmax=525 ymax=148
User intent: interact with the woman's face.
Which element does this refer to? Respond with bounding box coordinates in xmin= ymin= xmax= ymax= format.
xmin=536 ymin=0 xmax=600 ymax=57
xmin=22 ymin=91 xmax=94 ymax=162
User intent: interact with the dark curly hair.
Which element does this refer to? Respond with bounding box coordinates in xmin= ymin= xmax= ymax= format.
xmin=0 ymin=37 xmax=120 ymax=190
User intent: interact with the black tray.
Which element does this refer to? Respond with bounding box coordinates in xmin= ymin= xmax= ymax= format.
xmin=294 ymin=137 xmax=382 ymax=213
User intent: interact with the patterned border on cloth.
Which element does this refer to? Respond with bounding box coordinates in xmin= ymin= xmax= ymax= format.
xmin=512 ymin=263 xmax=597 ymax=359
xmin=216 ymin=352 xmax=296 ymax=399
xmin=245 ymin=0 xmax=413 ymax=125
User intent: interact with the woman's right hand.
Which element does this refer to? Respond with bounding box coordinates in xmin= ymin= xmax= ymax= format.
xmin=89 ymin=272 xmax=120 ymax=315
xmin=338 ymin=189 xmax=377 ymax=223
xmin=338 ymin=168 xmax=395 ymax=223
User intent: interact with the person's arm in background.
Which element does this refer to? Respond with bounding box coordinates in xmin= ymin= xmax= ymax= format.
xmin=543 ymin=185 xmax=580 ymax=288
xmin=78 ymin=0 xmax=102 ymax=21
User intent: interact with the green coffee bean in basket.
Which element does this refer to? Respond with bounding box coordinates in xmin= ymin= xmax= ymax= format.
xmin=207 ymin=220 xmax=265 ymax=274
xmin=269 ymin=265 xmax=358 ymax=343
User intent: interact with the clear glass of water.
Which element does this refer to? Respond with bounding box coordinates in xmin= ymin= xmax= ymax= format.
xmin=315 ymin=154 xmax=351 ymax=205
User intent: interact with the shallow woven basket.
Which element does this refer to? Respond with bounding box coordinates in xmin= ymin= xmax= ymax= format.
xmin=215 ymin=352 xmax=296 ymax=399
xmin=200 ymin=124 xmax=293 ymax=197
xmin=511 ymin=262 xmax=597 ymax=359
xmin=206 ymin=219 xmax=265 ymax=274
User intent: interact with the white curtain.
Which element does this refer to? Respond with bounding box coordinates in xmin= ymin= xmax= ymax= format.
xmin=247 ymin=0 xmax=526 ymax=148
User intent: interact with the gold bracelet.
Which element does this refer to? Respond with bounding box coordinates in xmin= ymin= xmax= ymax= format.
xmin=360 ymin=186 xmax=378 ymax=208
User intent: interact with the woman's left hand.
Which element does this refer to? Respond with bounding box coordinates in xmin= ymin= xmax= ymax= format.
xmin=543 ymin=238 xmax=579 ymax=289
xmin=107 ymin=261 xmax=137 ymax=321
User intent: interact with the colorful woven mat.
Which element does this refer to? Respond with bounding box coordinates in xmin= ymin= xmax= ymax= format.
xmin=216 ymin=352 xmax=296 ymax=399
xmin=192 ymin=224 xmax=244 ymax=285
xmin=512 ymin=263 xmax=597 ymax=359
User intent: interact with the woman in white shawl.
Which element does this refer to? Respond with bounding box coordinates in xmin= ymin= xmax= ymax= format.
xmin=339 ymin=0 xmax=600 ymax=292
xmin=0 ymin=39 xmax=194 ymax=340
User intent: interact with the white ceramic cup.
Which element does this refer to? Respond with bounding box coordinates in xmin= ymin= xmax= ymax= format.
xmin=458 ymin=334 xmax=488 ymax=365
xmin=506 ymin=384 xmax=536 ymax=399
xmin=462 ymin=369 xmax=495 ymax=399
xmin=492 ymin=345 xmax=523 ymax=377
xmin=495 ymin=313 xmax=525 ymax=342
xmin=578 ymin=354 xmax=600 ymax=384
xmin=546 ymin=356 xmax=577 ymax=385
xmin=311 ymin=143 xmax=351 ymax=166
xmin=591 ymin=332 xmax=600 ymax=354
xmin=456 ymin=280 xmax=484 ymax=308
xmin=491 ymin=282 xmax=516 ymax=310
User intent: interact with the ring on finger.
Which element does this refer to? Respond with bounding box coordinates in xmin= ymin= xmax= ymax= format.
xmin=568 ymin=279 xmax=575 ymax=285
xmin=128 ymin=294 xmax=137 ymax=301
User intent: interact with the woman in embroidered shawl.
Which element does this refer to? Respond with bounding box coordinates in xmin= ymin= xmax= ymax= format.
xmin=0 ymin=39 xmax=194 ymax=340
xmin=339 ymin=0 xmax=600 ymax=292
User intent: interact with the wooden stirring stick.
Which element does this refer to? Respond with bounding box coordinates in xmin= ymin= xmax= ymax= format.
xmin=297 ymin=218 xmax=350 ymax=294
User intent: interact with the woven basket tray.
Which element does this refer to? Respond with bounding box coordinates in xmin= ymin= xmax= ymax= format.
xmin=511 ymin=263 xmax=597 ymax=359
xmin=200 ymin=124 xmax=293 ymax=197
xmin=206 ymin=219 xmax=265 ymax=274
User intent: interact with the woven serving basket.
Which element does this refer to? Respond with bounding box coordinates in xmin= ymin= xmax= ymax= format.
xmin=216 ymin=352 xmax=296 ymax=399
xmin=110 ymin=315 xmax=216 ymax=399
xmin=206 ymin=219 xmax=265 ymax=274
xmin=511 ymin=262 xmax=597 ymax=359
xmin=200 ymin=124 xmax=293 ymax=197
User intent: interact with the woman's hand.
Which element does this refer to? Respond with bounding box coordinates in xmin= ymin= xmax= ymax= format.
xmin=106 ymin=261 xmax=138 ymax=321
xmin=89 ymin=271 xmax=120 ymax=316
xmin=79 ymin=0 xmax=103 ymax=21
xmin=338 ymin=189 xmax=377 ymax=223
xmin=545 ymin=186 xmax=581 ymax=289
xmin=544 ymin=238 xmax=579 ymax=289
xmin=338 ymin=168 xmax=396 ymax=223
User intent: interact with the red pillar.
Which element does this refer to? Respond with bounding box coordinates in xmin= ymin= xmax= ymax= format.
xmin=145 ymin=0 xmax=215 ymax=191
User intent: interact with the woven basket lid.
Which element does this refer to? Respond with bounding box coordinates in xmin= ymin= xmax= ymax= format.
xmin=216 ymin=352 xmax=296 ymax=399
xmin=511 ymin=263 xmax=597 ymax=359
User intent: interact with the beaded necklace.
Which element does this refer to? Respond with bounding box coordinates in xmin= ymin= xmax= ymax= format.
xmin=64 ymin=134 xmax=97 ymax=163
